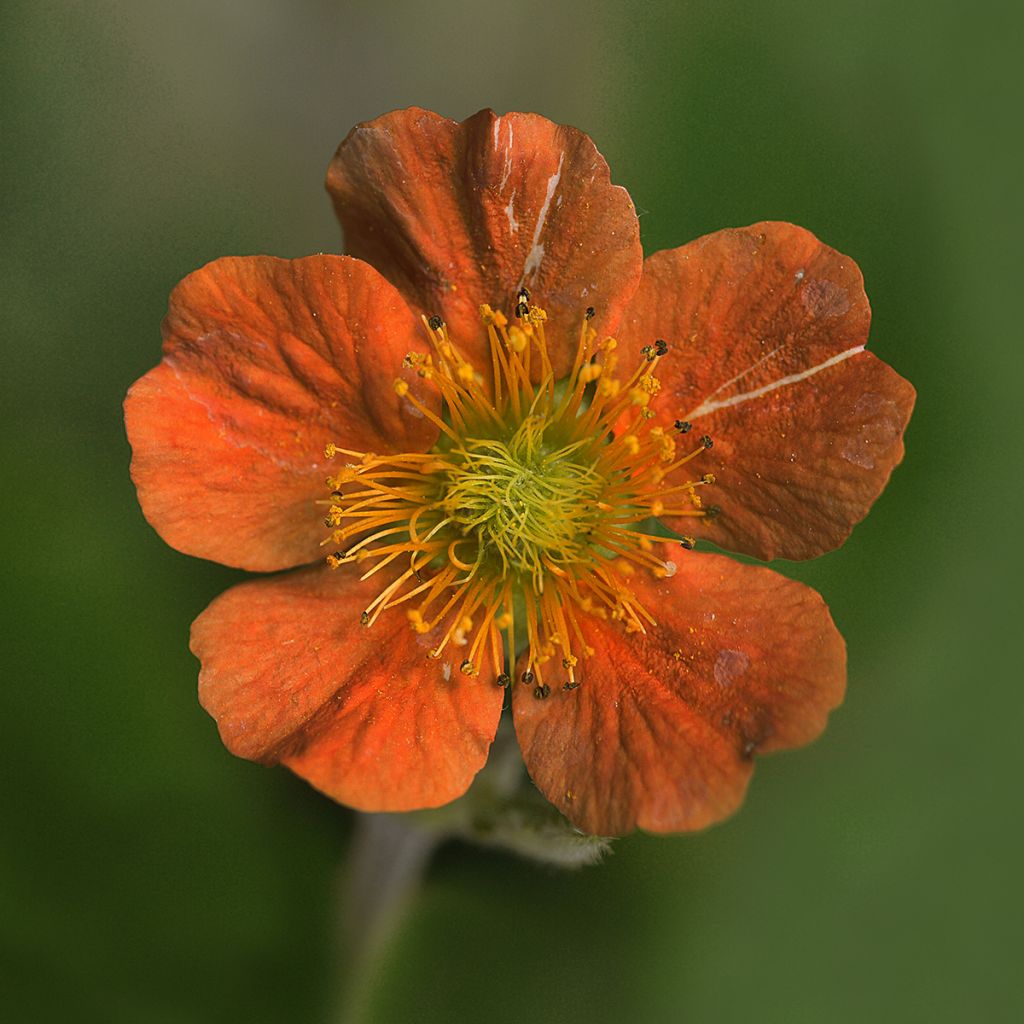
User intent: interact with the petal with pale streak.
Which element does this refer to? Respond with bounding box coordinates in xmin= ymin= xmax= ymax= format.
xmin=326 ymin=107 xmax=643 ymax=375
xmin=192 ymin=566 xmax=504 ymax=812
xmin=125 ymin=255 xmax=439 ymax=572
xmin=513 ymin=552 xmax=846 ymax=835
xmin=618 ymin=222 xmax=915 ymax=560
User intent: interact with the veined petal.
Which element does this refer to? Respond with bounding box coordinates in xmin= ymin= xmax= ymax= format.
xmin=124 ymin=255 xmax=439 ymax=572
xmin=619 ymin=222 xmax=915 ymax=560
xmin=192 ymin=565 xmax=504 ymax=812
xmin=326 ymin=107 xmax=643 ymax=375
xmin=513 ymin=552 xmax=846 ymax=835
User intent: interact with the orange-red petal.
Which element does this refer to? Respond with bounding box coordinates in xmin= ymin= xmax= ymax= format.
xmin=325 ymin=107 xmax=643 ymax=375
xmin=619 ymin=223 xmax=915 ymax=560
xmin=513 ymin=552 xmax=846 ymax=835
xmin=124 ymin=255 xmax=439 ymax=572
xmin=192 ymin=566 xmax=504 ymax=812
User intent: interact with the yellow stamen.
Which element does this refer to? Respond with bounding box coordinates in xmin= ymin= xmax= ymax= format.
xmin=319 ymin=298 xmax=716 ymax=684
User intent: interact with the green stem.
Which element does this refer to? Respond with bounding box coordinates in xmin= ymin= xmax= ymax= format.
xmin=330 ymin=813 xmax=441 ymax=1024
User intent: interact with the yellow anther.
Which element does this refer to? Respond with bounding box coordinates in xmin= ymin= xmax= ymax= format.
xmin=601 ymin=337 xmax=618 ymax=352
xmin=702 ymin=473 xmax=716 ymax=485
xmin=650 ymin=499 xmax=664 ymax=517
xmin=394 ymin=379 xmax=410 ymax=397
xmin=623 ymin=435 xmax=640 ymax=455
xmin=629 ymin=387 xmax=651 ymax=407
xmin=507 ymin=326 xmax=528 ymax=352
xmin=528 ymin=304 xmax=548 ymax=324
xmin=639 ymin=375 xmax=661 ymax=395
xmin=495 ymin=611 xmax=513 ymax=629
xmin=406 ymin=610 xmax=431 ymax=634
xmin=599 ymin=378 xmax=621 ymax=397
xmin=479 ymin=303 xmax=496 ymax=324
xmin=579 ymin=362 xmax=603 ymax=384
xmin=457 ymin=363 xmax=475 ymax=385
xmin=562 ymin=654 xmax=578 ymax=668
xmin=324 ymin=442 xmax=338 ymax=459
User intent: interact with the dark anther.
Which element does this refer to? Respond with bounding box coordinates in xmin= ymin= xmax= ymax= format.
xmin=640 ymin=343 xmax=654 ymax=361
xmin=460 ymin=660 xmax=474 ymax=675
xmin=533 ymin=683 xmax=551 ymax=700
xmin=701 ymin=434 xmax=714 ymax=449
xmin=705 ymin=505 xmax=722 ymax=520
xmin=521 ymin=669 xmax=535 ymax=684
xmin=323 ymin=517 xmax=334 ymax=527
xmin=359 ymin=611 xmax=370 ymax=625
xmin=515 ymin=303 xmax=529 ymax=318
xmin=654 ymin=339 xmax=668 ymax=356
xmin=427 ymin=314 xmax=443 ymax=330
xmin=330 ymin=490 xmax=343 ymax=500
xmin=496 ymin=673 xmax=511 ymax=688
xmin=518 ymin=286 xmax=530 ymax=302
xmin=680 ymin=537 xmax=696 ymax=550
xmin=563 ymin=681 xmax=580 ymax=691
xmin=332 ymin=550 xmax=345 ymax=560
xmin=585 ymin=306 xmax=595 ymax=320
xmin=674 ymin=420 xmax=692 ymax=434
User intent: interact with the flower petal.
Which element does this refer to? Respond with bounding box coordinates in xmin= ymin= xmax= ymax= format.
xmin=192 ymin=566 xmax=504 ymax=812
xmin=125 ymin=255 xmax=439 ymax=571
xmin=513 ymin=552 xmax=845 ymax=835
xmin=325 ymin=107 xmax=643 ymax=374
xmin=619 ymin=223 xmax=915 ymax=560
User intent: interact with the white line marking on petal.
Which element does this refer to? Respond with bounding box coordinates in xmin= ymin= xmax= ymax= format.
xmin=700 ymin=341 xmax=787 ymax=406
xmin=685 ymin=345 xmax=866 ymax=420
xmin=504 ymin=192 xmax=519 ymax=233
xmin=519 ymin=152 xmax=564 ymax=286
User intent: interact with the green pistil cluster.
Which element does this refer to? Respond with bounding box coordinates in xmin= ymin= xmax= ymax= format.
xmin=441 ymin=415 xmax=605 ymax=583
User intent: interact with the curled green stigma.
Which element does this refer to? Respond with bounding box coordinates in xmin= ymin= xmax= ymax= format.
xmin=441 ymin=415 xmax=605 ymax=584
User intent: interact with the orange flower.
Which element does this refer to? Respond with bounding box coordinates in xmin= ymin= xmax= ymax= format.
xmin=124 ymin=109 xmax=915 ymax=835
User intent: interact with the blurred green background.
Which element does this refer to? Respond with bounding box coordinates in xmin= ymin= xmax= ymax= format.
xmin=3 ymin=1 xmax=1021 ymax=1021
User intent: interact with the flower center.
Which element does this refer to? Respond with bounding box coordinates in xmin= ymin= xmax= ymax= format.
xmin=442 ymin=418 xmax=604 ymax=582
xmin=321 ymin=293 xmax=716 ymax=692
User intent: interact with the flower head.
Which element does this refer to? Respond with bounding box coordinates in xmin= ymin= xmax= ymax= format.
xmin=125 ymin=108 xmax=915 ymax=835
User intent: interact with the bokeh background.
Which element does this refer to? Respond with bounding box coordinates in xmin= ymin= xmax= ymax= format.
xmin=4 ymin=1 xmax=1021 ymax=1021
